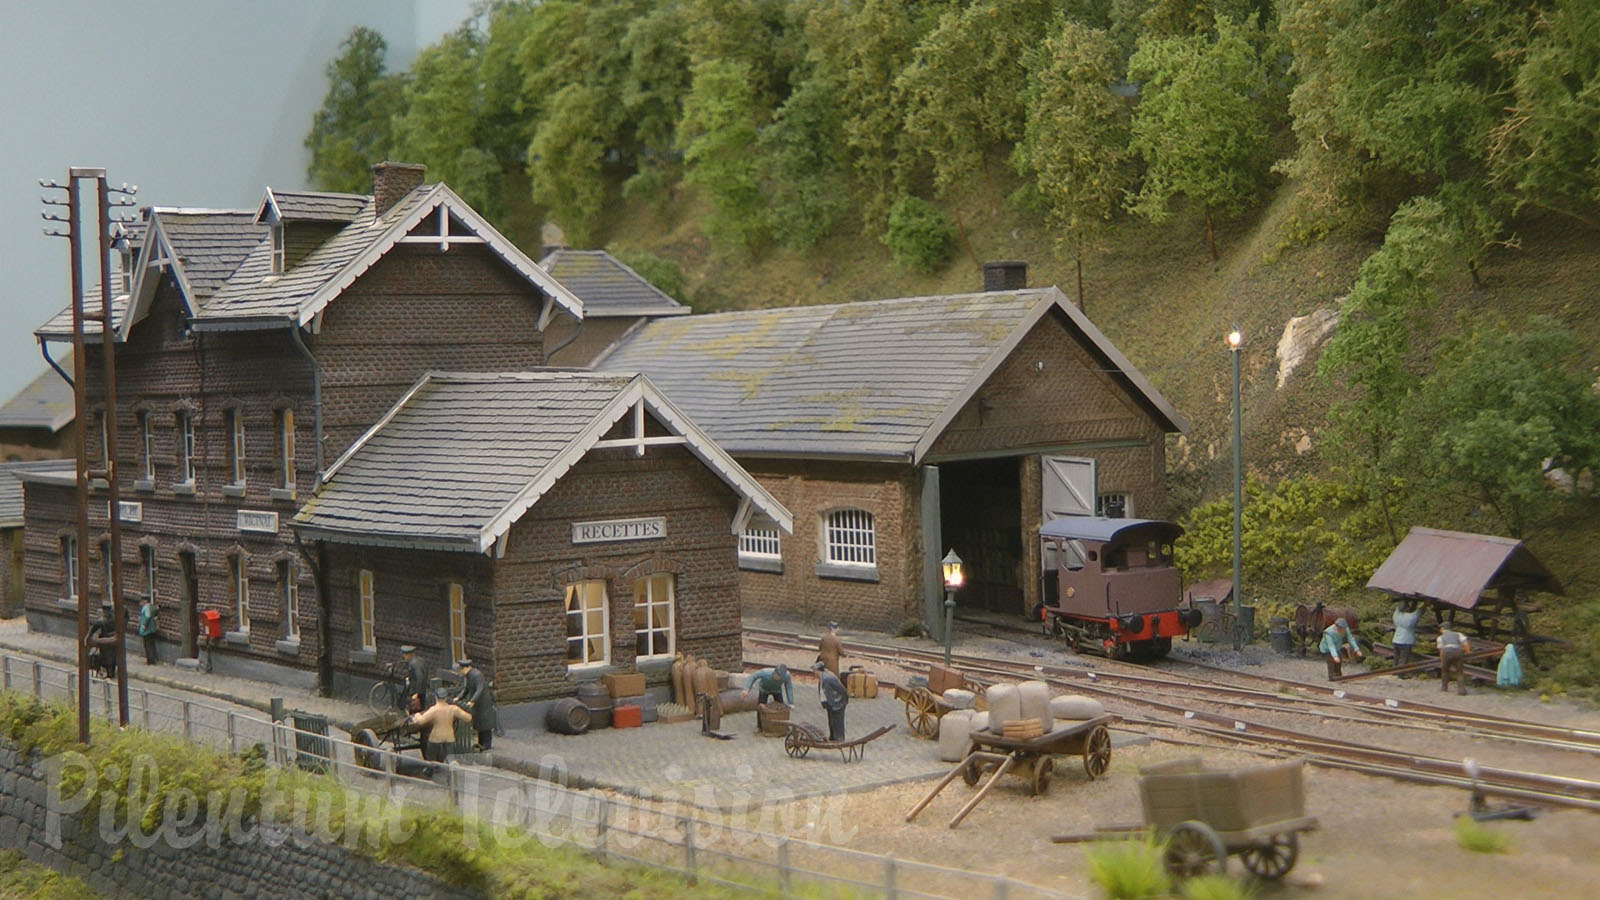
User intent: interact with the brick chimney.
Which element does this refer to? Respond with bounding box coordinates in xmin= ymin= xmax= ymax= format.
xmin=371 ymin=161 xmax=426 ymax=215
xmin=981 ymin=260 xmax=1028 ymax=292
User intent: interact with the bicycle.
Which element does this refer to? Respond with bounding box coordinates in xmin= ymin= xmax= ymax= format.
xmin=367 ymin=660 xmax=410 ymax=716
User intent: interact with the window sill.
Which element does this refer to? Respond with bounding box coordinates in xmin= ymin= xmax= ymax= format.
xmin=564 ymin=662 xmax=612 ymax=679
xmin=56 ymin=598 xmax=77 ymax=610
xmin=275 ymin=639 xmax=301 ymax=656
xmin=815 ymin=562 xmax=879 ymax=583
xmin=348 ymin=649 xmax=376 ymax=666
xmin=223 ymin=630 xmax=250 ymax=645
xmin=269 ymin=487 xmax=296 ymax=502
xmin=635 ymin=656 xmax=673 ymax=674
xmin=738 ymin=556 xmax=783 ymax=574
xmin=88 ymin=478 xmax=109 ymax=491
xmin=171 ymin=482 xmax=196 ymax=497
xmin=221 ymin=484 xmax=246 ymax=498
xmin=133 ymin=479 xmax=155 ymax=493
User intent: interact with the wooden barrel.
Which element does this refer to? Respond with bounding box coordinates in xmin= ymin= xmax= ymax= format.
xmin=545 ymin=697 xmax=591 ymax=735
xmin=756 ymin=702 xmax=790 ymax=736
xmin=578 ymin=682 xmax=613 ymax=729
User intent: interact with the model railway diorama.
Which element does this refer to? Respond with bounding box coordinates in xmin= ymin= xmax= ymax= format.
xmin=1036 ymin=518 xmax=1203 ymax=660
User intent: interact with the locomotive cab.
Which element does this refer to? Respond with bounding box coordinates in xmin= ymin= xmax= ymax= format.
xmin=1039 ymin=517 xmax=1198 ymax=659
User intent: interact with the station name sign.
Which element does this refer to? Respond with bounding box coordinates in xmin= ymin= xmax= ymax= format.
xmin=237 ymin=510 xmax=279 ymax=534
xmin=107 ymin=501 xmax=142 ymax=523
xmin=572 ymin=516 xmax=666 ymax=545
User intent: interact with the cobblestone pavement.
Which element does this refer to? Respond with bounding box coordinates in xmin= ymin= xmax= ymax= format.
xmin=0 ymin=618 xmax=1141 ymax=814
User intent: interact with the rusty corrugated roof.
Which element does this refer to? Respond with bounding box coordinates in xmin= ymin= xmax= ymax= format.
xmin=1365 ymin=526 xmax=1563 ymax=609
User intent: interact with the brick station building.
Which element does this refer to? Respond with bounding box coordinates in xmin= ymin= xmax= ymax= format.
xmin=598 ymin=269 xmax=1188 ymax=634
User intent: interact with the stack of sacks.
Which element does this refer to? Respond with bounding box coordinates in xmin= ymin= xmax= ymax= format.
xmin=1050 ymin=694 xmax=1105 ymax=721
xmin=1017 ymin=681 xmax=1053 ymax=732
xmin=985 ymin=684 xmax=1021 ymax=729
xmin=941 ymin=688 xmax=976 ymax=710
xmin=938 ymin=709 xmax=991 ymax=761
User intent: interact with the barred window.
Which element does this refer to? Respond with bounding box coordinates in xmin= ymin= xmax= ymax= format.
xmin=823 ymin=509 xmax=876 ymax=567
xmin=738 ymin=525 xmax=781 ymax=559
xmin=632 ymin=574 xmax=674 ymax=659
xmin=564 ymin=580 xmax=609 ymax=668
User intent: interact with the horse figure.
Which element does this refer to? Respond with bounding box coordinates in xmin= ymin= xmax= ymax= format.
xmin=1290 ymin=602 xmax=1360 ymax=656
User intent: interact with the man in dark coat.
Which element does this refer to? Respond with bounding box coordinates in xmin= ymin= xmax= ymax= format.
xmin=86 ymin=605 xmax=117 ymax=679
xmin=455 ymin=659 xmax=496 ymax=750
xmin=814 ymin=660 xmax=848 ymax=741
xmin=400 ymin=645 xmax=428 ymax=712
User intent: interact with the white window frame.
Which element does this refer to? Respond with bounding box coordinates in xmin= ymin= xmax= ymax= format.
xmin=137 ymin=411 xmax=155 ymax=481
xmin=358 ymin=569 xmax=376 ymax=652
xmin=280 ymin=560 xmax=299 ymax=641
xmin=822 ymin=508 xmax=876 ymax=568
xmin=176 ymin=410 xmax=195 ymax=485
xmin=1097 ymin=492 xmax=1133 ymax=519
xmin=632 ymin=573 xmax=675 ymax=660
xmin=564 ymin=580 xmax=610 ymax=669
xmin=227 ymin=408 xmax=246 ymax=487
xmin=277 ymin=408 xmax=296 ymax=492
xmin=141 ymin=544 xmax=157 ymax=602
xmin=738 ymin=524 xmax=781 ymax=560
xmin=447 ymin=582 xmax=466 ymax=665
xmin=270 ymin=225 xmax=285 ymax=274
xmin=62 ymin=536 xmax=78 ymax=602
xmin=231 ymin=555 xmax=250 ymax=635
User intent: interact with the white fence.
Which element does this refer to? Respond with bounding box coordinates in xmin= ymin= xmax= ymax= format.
xmin=0 ymin=651 xmax=1080 ymax=900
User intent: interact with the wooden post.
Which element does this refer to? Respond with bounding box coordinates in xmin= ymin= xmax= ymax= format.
xmin=777 ymin=837 xmax=791 ymax=897
xmin=682 ymin=816 xmax=697 ymax=883
xmin=906 ymin=750 xmax=987 ymax=822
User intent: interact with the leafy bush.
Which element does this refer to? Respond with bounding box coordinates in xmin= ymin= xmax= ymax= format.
xmin=608 ymin=247 xmax=688 ymax=302
xmin=1453 ymin=816 xmax=1511 ymax=854
xmin=0 ymin=848 xmax=97 ymax=900
xmin=1085 ymin=837 xmax=1171 ymax=900
xmin=883 ymin=197 xmax=956 ymax=273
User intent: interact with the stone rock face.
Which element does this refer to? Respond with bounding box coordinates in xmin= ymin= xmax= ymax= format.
xmin=1276 ymin=307 xmax=1341 ymax=388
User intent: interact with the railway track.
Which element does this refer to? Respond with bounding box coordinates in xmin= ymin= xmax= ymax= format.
xmin=744 ymin=626 xmax=1600 ymax=813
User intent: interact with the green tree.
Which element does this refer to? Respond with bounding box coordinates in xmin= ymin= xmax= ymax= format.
xmin=883 ymin=197 xmax=956 ymax=273
xmin=1403 ymin=316 xmax=1600 ymax=538
xmin=305 ymin=27 xmax=404 ymax=193
xmin=1126 ymin=14 xmax=1272 ymax=259
xmin=757 ymin=71 xmax=850 ymax=250
xmin=391 ymin=24 xmax=499 ymax=213
xmin=1014 ymin=23 xmax=1132 ymax=274
xmin=527 ymin=84 xmax=611 ymax=247
xmin=680 ymin=59 xmax=766 ymax=250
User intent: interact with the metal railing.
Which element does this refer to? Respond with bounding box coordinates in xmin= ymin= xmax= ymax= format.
xmin=0 ymin=650 xmax=1079 ymax=900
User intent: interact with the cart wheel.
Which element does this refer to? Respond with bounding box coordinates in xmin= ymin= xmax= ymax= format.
xmin=961 ymin=743 xmax=983 ymax=787
xmin=1082 ymin=725 xmax=1112 ymax=779
xmin=1030 ymin=756 xmax=1054 ymax=796
xmin=1164 ymin=821 xmax=1228 ymax=879
xmin=352 ymin=728 xmax=382 ymax=771
xmin=1239 ymin=832 xmax=1299 ymax=880
xmin=905 ymin=688 xmax=939 ymax=739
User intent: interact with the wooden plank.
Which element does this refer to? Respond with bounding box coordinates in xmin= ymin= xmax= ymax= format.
xmin=949 ymin=753 xmax=1021 ymax=829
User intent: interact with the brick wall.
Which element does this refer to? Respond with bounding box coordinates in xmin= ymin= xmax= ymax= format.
xmin=544 ymin=315 xmax=644 ymax=368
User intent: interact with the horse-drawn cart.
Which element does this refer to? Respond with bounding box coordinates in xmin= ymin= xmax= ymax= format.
xmin=1138 ymin=757 xmax=1317 ymax=880
xmin=893 ymin=681 xmax=988 ymax=739
xmin=906 ymin=715 xmax=1115 ymax=829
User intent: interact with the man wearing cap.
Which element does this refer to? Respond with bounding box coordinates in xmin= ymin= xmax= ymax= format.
xmin=744 ymin=664 xmax=794 ymax=705
xmin=400 ymin=645 xmax=428 ymax=713
xmin=814 ymin=660 xmax=848 ymax=741
xmin=454 ymin=659 xmax=496 ymax=750
xmin=818 ymin=622 xmax=842 ymax=676
xmin=1437 ymin=626 xmax=1472 ymax=695
xmin=409 ymin=689 xmax=472 ymax=763
xmin=1319 ymin=617 xmax=1363 ymax=680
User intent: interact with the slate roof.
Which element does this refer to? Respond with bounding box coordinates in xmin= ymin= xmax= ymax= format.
xmin=257 ymin=188 xmax=368 ymax=224
xmin=0 ymin=359 xmax=74 ymax=433
xmin=34 ymin=294 xmax=129 ymax=340
xmin=595 ymin=287 xmax=1187 ymax=461
xmin=0 ymin=460 xmax=75 ymax=528
xmin=294 ymin=371 xmax=790 ymax=552
xmin=538 ymin=249 xmax=690 ymax=317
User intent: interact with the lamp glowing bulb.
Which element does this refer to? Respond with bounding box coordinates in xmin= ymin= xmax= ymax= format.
xmin=1226 ymin=328 xmax=1242 ymax=350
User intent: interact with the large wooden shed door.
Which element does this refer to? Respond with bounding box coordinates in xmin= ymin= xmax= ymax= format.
xmin=1041 ymin=456 xmax=1096 ymax=521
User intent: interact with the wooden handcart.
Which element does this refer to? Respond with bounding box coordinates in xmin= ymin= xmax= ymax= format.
xmin=347 ymin=711 xmax=440 ymax=779
xmin=893 ymin=677 xmax=988 ymax=739
xmin=1132 ymin=757 xmax=1317 ymax=880
xmin=906 ymin=715 xmax=1115 ymax=829
xmin=783 ymin=723 xmax=895 ymax=762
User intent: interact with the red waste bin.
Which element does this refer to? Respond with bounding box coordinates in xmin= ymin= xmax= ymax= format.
xmin=200 ymin=609 xmax=223 ymax=640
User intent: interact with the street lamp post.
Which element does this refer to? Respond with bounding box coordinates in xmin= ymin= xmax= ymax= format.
xmin=941 ymin=550 xmax=964 ymax=666
xmin=1227 ymin=327 xmax=1244 ymax=650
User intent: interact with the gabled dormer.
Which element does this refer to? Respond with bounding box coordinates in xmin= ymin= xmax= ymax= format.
xmin=253 ymin=187 xmax=367 ymax=274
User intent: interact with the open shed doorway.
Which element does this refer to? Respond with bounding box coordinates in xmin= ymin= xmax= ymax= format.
xmin=938 ymin=457 xmax=1022 ymax=614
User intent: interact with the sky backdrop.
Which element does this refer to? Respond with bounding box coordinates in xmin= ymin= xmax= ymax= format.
xmin=0 ymin=0 xmax=472 ymax=402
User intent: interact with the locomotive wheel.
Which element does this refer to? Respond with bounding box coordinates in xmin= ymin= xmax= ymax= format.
xmin=1083 ymin=725 xmax=1112 ymax=779
xmin=1150 ymin=637 xmax=1172 ymax=659
xmin=1164 ymin=821 xmax=1227 ymax=878
xmin=1239 ymin=832 xmax=1298 ymax=880
xmin=1030 ymin=756 xmax=1054 ymax=796
xmin=905 ymin=688 xmax=939 ymax=739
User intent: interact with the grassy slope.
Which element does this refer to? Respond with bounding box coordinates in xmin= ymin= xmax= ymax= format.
xmin=580 ymin=169 xmax=1600 ymax=691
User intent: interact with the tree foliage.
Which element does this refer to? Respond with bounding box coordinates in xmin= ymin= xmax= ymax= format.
xmin=305 ymin=27 xmax=403 ymax=193
xmin=883 ymin=197 xmax=956 ymax=273
xmin=679 ymin=60 xmax=766 ymax=250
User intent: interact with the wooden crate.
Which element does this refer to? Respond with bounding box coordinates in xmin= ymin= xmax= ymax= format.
xmin=1137 ymin=758 xmax=1307 ymax=834
xmin=603 ymin=672 xmax=646 ymax=699
xmin=847 ymin=670 xmax=879 ymax=698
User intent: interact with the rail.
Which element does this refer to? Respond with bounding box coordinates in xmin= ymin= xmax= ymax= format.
xmin=0 ymin=649 xmax=1078 ymax=900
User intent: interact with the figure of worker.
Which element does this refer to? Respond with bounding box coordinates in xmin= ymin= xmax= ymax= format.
xmin=86 ymin=604 xmax=118 ymax=679
xmin=410 ymin=689 xmax=472 ymax=763
xmin=138 ymin=596 xmax=160 ymax=665
xmin=1392 ymin=601 xmax=1422 ymax=669
xmin=454 ymin=659 xmax=497 ymax=751
xmin=744 ymin=664 xmax=794 ymax=705
xmin=818 ymin=622 xmax=842 ymax=676
xmin=1437 ymin=626 xmax=1472 ymax=695
xmin=1319 ymin=617 xmax=1363 ymax=680
xmin=400 ymin=645 xmax=428 ymax=713
xmin=814 ymin=660 xmax=848 ymax=741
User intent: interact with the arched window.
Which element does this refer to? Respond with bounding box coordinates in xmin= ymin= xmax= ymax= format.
xmin=823 ymin=509 xmax=876 ymax=568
